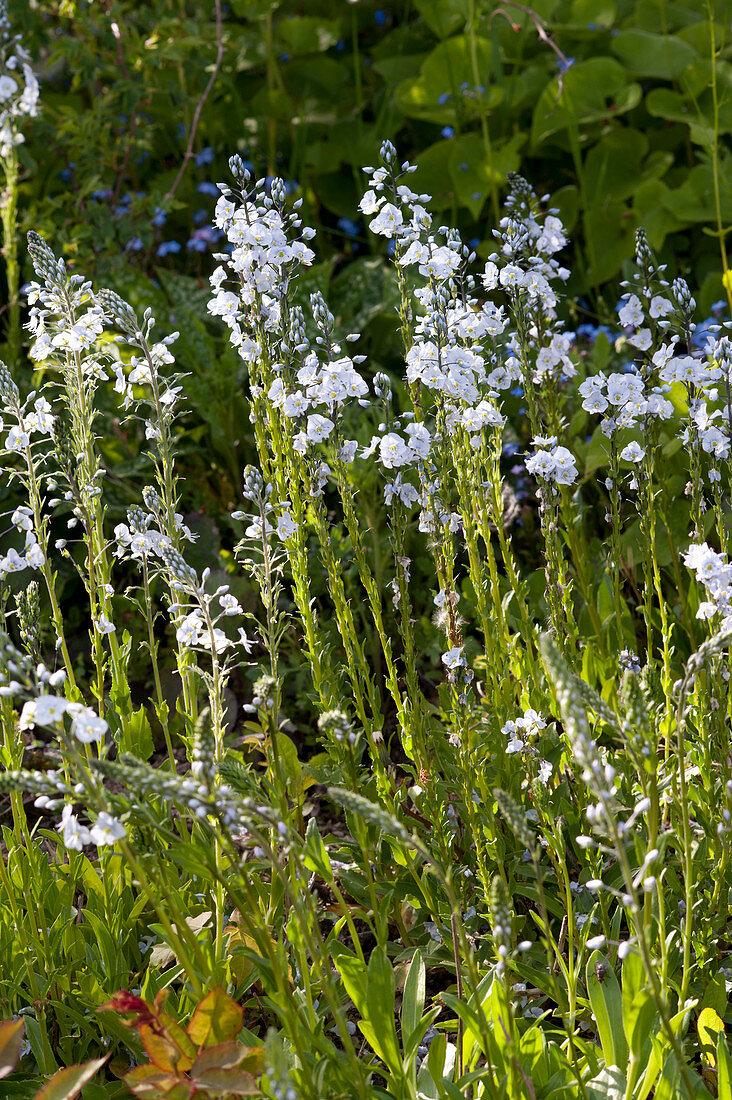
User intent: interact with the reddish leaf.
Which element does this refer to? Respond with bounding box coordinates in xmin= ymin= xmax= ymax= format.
xmin=190 ymin=1041 xmax=265 ymax=1078
xmin=191 ymin=1064 xmax=260 ymax=1094
xmin=124 ymin=1064 xmax=185 ymax=1097
xmin=187 ymin=989 xmax=243 ymax=1048
xmin=0 ymin=1018 xmax=25 ymax=1080
xmin=33 ymin=1057 xmax=108 ymax=1100
xmin=98 ymin=992 xmax=158 ymax=1030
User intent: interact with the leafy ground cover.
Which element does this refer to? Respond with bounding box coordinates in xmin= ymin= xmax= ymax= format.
xmin=3 ymin=3 xmax=732 ymax=1100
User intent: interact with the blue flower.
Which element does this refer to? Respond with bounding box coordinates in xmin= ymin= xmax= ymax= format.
xmin=510 ymin=386 xmax=524 ymax=398
xmin=187 ymin=237 xmax=208 ymax=252
xmin=471 ymin=191 xmax=482 ymax=201
xmin=126 ymin=237 xmax=144 ymax=252
xmin=556 ymin=56 xmax=575 ymax=73
xmin=195 ymin=146 xmax=214 ymax=166
xmin=337 ymin=217 xmax=361 ymax=237
xmin=152 ymin=207 xmax=167 ymax=227
xmin=692 ymin=318 xmax=718 ymax=349
xmin=197 ymin=182 xmax=219 ymax=196
xmin=193 ymin=208 xmax=208 ymax=225
xmin=711 ymin=300 xmax=727 ymax=316
xmin=437 ymin=93 xmax=450 ymax=105
xmin=469 ymin=237 xmax=480 ymax=249
xmin=280 ymin=51 xmax=290 ymax=62
xmin=386 ymin=239 xmax=397 ymax=256
xmin=157 ymin=240 xmax=182 ymax=257
xmin=459 ymin=162 xmax=469 ymax=171
xmin=441 ymin=126 xmax=455 ymax=139
xmin=374 ymin=9 xmax=387 ymax=24
xmin=91 ymin=188 xmax=113 ymax=201
xmin=177 ymin=123 xmax=186 ymax=140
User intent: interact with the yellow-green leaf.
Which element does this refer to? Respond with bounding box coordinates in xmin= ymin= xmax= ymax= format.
xmin=33 ymin=1057 xmax=108 ymax=1100
xmin=0 ymin=1018 xmax=25 ymax=1080
xmin=698 ymin=1007 xmax=725 ymax=1068
xmin=187 ymin=988 xmax=244 ymax=1048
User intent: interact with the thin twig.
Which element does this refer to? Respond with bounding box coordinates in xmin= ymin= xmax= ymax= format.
xmin=490 ymin=1 xmax=571 ymax=110
xmin=163 ymin=0 xmax=225 ymax=208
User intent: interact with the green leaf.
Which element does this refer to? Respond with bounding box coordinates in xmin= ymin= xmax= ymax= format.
xmin=0 ymin=1019 xmax=25 ymax=1079
xmin=654 ymin=1053 xmax=709 ymax=1099
xmin=447 ymin=132 xmax=525 ymax=217
xmin=119 ymin=707 xmax=154 ymax=762
xmin=303 ymin=817 xmax=333 ymax=883
xmin=585 ymin=1066 xmax=626 ymax=1099
xmin=277 ymin=16 xmax=339 ymax=56
xmin=363 ymin=948 xmax=401 ymax=1076
xmin=332 ymin=946 xmax=368 ymax=1018
xmin=611 ymin=29 xmax=697 ymax=79
xmin=413 ymin=0 xmax=467 ymax=38
xmin=395 ymin=35 xmax=500 ymax=124
xmin=33 ymin=1058 xmax=108 ymax=1100
xmin=586 ymin=952 xmax=627 ymax=1069
xmin=718 ymin=1033 xmax=732 ymax=1100
xmin=645 ymin=88 xmax=715 ymax=146
xmin=400 ymin=949 xmax=426 ymax=1043
xmin=532 ymin=58 xmax=640 ymax=147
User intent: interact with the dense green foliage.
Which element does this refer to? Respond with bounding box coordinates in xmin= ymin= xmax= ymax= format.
xmin=3 ymin=3 xmax=732 ymax=1100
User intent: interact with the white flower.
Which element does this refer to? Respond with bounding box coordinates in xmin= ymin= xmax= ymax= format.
xmin=649 ymin=295 xmax=673 ymax=319
xmin=499 ymin=264 xmax=525 ymax=289
xmin=525 ymin=450 xmax=556 ymax=479
xmin=25 ymin=542 xmax=44 ymax=569
xmin=95 ymin=615 xmax=116 ymax=634
xmin=628 ymin=328 xmax=652 ymax=351
xmin=551 ymin=447 xmax=578 ymax=485
xmin=219 ymin=593 xmax=243 ymax=616
xmin=283 ymin=390 xmax=309 ymax=417
xmin=58 ymin=804 xmax=91 ymax=851
xmin=441 ymin=647 xmax=465 ymax=671
xmin=359 ymin=189 xmax=381 ymax=215
xmin=33 ymin=695 xmax=69 ymax=726
xmin=378 ymin=432 xmax=411 ymax=468
xmin=1 ymin=547 xmax=27 ymax=574
xmin=369 ymin=203 xmax=403 ymax=237
xmin=339 ymin=439 xmax=358 ymax=463
xmin=538 ymin=760 xmax=553 ymax=784
xmin=618 ymin=294 xmax=643 ymax=327
xmin=482 ymin=262 xmax=499 ymax=290
xmin=176 ymin=612 xmax=203 ymax=646
xmin=517 ymin=709 xmax=547 ymax=737
xmin=306 ymin=414 xmax=334 ymax=442
xmin=276 ymin=511 xmax=298 ymax=540
xmin=70 ymin=708 xmax=108 ymax=743
xmin=620 ymin=442 xmax=645 ymax=463
xmin=5 ymin=425 xmax=29 ymax=451
xmin=89 ymin=812 xmax=126 ymax=846
xmin=0 ymin=75 xmax=18 ymax=101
